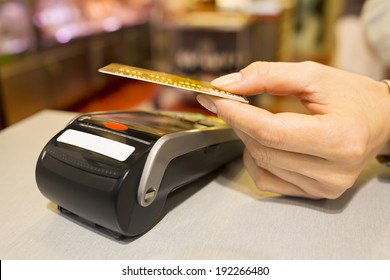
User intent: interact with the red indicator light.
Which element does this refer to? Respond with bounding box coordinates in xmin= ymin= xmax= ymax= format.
xmin=103 ymin=122 xmax=128 ymax=131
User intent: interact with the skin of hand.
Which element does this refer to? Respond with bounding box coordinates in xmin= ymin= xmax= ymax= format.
xmin=197 ymin=61 xmax=390 ymax=199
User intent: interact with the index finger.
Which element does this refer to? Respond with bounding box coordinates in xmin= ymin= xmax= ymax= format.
xmin=210 ymin=61 xmax=348 ymax=103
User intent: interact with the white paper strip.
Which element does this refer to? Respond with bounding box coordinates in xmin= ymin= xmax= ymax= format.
xmin=57 ymin=129 xmax=135 ymax=161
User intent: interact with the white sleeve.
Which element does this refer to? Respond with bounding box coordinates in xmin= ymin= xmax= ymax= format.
xmin=361 ymin=0 xmax=390 ymax=66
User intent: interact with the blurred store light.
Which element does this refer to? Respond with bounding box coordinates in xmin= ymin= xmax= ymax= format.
xmin=33 ymin=0 xmax=90 ymax=45
xmin=31 ymin=0 xmax=151 ymax=46
xmin=217 ymin=0 xmax=282 ymax=16
xmin=0 ymin=1 xmax=36 ymax=56
xmin=216 ymin=0 xmax=251 ymax=11
xmin=0 ymin=0 xmax=153 ymax=126
xmin=55 ymin=27 xmax=73 ymax=44
xmin=102 ymin=16 xmax=122 ymax=32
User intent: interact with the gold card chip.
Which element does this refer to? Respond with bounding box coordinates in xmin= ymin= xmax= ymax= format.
xmin=98 ymin=63 xmax=249 ymax=103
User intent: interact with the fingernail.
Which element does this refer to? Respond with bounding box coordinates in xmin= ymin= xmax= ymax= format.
xmin=196 ymin=95 xmax=217 ymax=114
xmin=211 ymin=72 xmax=242 ymax=88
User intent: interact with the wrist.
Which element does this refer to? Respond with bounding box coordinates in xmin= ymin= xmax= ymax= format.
xmin=377 ymin=79 xmax=390 ymax=158
xmin=384 ymin=80 xmax=390 ymax=91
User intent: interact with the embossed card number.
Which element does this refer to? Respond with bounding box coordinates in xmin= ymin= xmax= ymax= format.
xmin=99 ymin=63 xmax=249 ymax=103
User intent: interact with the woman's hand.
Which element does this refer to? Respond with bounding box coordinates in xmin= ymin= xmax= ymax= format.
xmin=197 ymin=61 xmax=390 ymax=199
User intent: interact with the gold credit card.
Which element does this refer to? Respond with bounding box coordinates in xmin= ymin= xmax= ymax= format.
xmin=98 ymin=63 xmax=249 ymax=103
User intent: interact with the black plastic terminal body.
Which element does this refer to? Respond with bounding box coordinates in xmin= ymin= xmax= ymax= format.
xmin=35 ymin=111 xmax=244 ymax=237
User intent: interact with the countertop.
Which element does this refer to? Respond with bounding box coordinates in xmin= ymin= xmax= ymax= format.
xmin=1 ymin=110 xmax=390 ymax=259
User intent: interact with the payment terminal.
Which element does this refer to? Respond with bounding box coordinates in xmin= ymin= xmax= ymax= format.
xmin=35 ymin=110 xmax=243 ymax=238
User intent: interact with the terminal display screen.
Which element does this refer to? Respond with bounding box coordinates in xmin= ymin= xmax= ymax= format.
xmin=82 ymin=111 xmax=198 ymax=136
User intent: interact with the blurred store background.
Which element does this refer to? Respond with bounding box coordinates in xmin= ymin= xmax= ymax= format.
xmin=0 ymin=0 xmax=349 ymax=129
